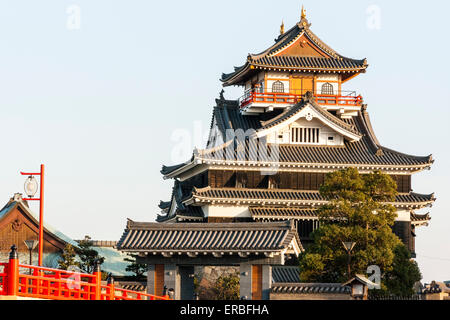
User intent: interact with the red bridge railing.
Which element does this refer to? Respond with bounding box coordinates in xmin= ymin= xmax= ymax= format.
xmin=0 ymin=245 xmax=170 ymax=301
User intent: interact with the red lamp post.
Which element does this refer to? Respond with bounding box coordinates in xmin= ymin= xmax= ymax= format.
xmin=20 ymin=164 xmax=45 ymax=266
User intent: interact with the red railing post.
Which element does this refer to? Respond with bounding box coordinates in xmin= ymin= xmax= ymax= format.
xmin=7 ymin=245 xmax=19 ymax=296
xmin=32 ymin=268 xmax=39 ymax=295
xmin=107 ymin=274 xmax=115 ymax=300
xmin=92 ymin=262 xmax=102 ymax=300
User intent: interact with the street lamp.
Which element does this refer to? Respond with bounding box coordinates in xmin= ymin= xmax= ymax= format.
xmin=24 ymin=176 xmax=38 ymax=198
xmin=20 ymin=164 xmax=45 ymax=266
xmin=24 ymin=239 xmax=38 ymax=274
xmin=342 ymin=241 xmax=356 ymax=280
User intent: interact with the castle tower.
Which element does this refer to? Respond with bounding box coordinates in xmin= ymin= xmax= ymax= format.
xmin=158 ymin=10 xmax=434 ymax=256
xmin=221 ymin=9 xmax=367 ymax=118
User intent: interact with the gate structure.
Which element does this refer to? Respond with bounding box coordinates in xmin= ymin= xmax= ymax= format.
xmin=117 ymin=220 xmax=302 ymax=300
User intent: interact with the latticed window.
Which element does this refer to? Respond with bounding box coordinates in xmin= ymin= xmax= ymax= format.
xmin=272 ymin=81 xmax=285 ymax=93
xmin=291 ymin=127 xmax=320 ymax=144
xmin=321 ymin=82 xmax=334 ymax=95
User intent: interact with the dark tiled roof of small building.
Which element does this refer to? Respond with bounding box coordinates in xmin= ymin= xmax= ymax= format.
xmin=271 ymin=282 xmax=350 ymax=294
xmin=272 ymin=266 xmax=301 ymax=283
xmin=188 ymin=187 xmax=435 ymax=209
xmin=117 ymin=220 xmax=302 ymax=253
xmin=116 ymin=281 xmax=147 ymax=292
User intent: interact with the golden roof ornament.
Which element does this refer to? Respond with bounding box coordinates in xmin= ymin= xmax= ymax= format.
xmin=301 ymin=5 xmax=307 ymax=20
xmin=280 ymin=20 xmax=285 ymax=35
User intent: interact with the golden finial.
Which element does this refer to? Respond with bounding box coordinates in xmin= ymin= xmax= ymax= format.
xmin=280 ymin=20 xmax=285 ymax=35
xmin=301 ymin=5 xmax=307 ymax=20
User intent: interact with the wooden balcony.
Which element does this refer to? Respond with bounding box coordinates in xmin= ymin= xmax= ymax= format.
xmin=239 ymin=90 xmax=363 ymax=109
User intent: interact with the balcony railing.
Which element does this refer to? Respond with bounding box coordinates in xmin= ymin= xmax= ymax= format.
xmin=239 ymin=89 xmax=362 ymax=109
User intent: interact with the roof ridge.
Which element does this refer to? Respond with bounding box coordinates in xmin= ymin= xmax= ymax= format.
xmin=126 ymin=220 xmax=292 ymax=230
xmin=357 ymin=107 xmax=381 ymax=152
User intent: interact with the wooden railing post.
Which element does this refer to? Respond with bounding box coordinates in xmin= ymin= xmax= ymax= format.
xmin=107 ymin=273 xmax=115 ymax=300
xmin=7 ymin=245 xmax=19 ymax=296
xmin=92 ymin=261 xmax=102 ymax=300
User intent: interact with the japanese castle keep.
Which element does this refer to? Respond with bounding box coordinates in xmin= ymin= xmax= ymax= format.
xmin=117 ymin=8 xmax=435 ymax=300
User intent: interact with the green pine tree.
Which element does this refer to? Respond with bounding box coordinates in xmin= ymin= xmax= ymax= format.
xmin=77 ymin=235 xmax=105 ymax=273
xmin=382 ymin=244 xmax=422 ymax=296
xmin=124 ymin=254 xmax=147 ymax=278
xmin=299 ymin=168 xmax=403 ymax=283
xmin=58 ymin=244 xmax=80 ymax=270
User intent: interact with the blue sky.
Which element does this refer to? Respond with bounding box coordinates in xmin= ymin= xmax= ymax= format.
xmin=0 ymin=1 xmax=448 ymax=282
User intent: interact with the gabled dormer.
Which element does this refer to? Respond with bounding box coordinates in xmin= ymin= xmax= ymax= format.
xmin=221 ymin=7 xmax=368 ymax=116
xmin=254 ymin=93 xmax=362 ymax=146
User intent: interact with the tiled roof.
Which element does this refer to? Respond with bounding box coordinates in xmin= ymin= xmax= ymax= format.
xmin=116 ymin=281 xmax=147 ymax=292
xmin=221 ymin=18 xmax=367 ymax=86
xmin=0 ymin=194 xmax=80 ymax=249
xmin=187 ymin=187 xmax=435 ymax=209
xmin=158 ymin=201 xmax=171 ymax=210
xmin=250 ymin=207 xmax=318 ymax=219
xmin=271 ymin=282 xmax=350 ymax=294
xmin=162 ymin=100 xmax=433 ymax=178
xmin=161 ymin=161 xmax=191 ymax=176
xmin=410 ymin=212 xmax=431 ymax=226
xmin=251 ymin=207 xmax=435 ymax=222
xmin=249 ymin=55 xmax=366 ymax=72
xmin=272 ymin=266 xmax=301 ymax=283
xmin=411 ymin=212 xmax=431 ymax=222
xmin=117 ymin=220 xmax=302 ymax=254
xmin=156 ymin=206 xmax=204 ymax=223
xmin=156 ymin=180 xmax=204 ymax=222
xmin=201 ymin=107 xmax=432 ymax=168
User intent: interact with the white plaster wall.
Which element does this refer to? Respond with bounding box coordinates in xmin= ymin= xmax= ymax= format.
xmin=267 ymin=117 xmax=344 ymax=146
xmin=396 ymin=210 xmax=411 ymax=222
xmin=202 ymin=205 xmax=250 ymax=218
xmin=316 ymin=81 xmax=338 ymax=95
xmin=316 ymin=74 xmax=339 ymax=81
xmin=315 ymin=74 xmax=339 ymax=95
xmin=267 ymin=71 xmax=290 ymax=79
